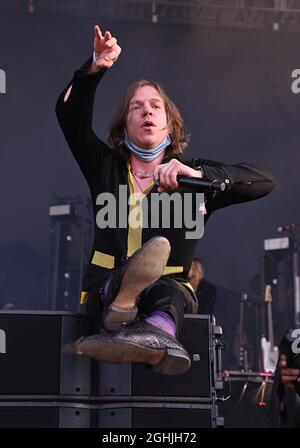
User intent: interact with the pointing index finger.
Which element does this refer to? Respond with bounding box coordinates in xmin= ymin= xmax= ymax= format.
xmin=94 ymin=25 xmax=103 ymax=40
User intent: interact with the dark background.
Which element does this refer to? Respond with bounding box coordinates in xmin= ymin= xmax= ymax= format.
xmin=0 ymin=8 xmax=299 ymax=367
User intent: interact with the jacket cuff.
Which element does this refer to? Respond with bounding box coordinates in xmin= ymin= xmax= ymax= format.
xmin=73 ymin=57 xmax=107 ymax=83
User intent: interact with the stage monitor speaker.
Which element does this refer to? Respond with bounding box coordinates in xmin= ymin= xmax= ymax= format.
xmin=0 ymin=402 xmax=92 ymax=428
xmin=97 ymin=314 xmax=221 ymax=399
xmin=0 ymin=311 xmax=93 ymax=396
xmin=97 ymin=402 xmax=222 ymax=428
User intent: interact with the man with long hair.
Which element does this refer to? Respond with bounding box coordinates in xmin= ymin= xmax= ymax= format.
xmin=56 ymin=25 xmax=275 ymax=375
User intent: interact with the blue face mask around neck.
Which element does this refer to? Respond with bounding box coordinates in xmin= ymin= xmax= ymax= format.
xmin=124 ymin=134 xmax=171 ymax=162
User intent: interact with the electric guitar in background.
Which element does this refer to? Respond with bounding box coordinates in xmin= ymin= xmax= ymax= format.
xmin=261 ymin=284 xmax=279 ymax=373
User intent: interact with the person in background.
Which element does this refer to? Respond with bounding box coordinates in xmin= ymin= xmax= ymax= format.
xmin=269 ymin=353 xmax=300 ymax=427
xmin=280 ymin=354 xmax=300 ymax=390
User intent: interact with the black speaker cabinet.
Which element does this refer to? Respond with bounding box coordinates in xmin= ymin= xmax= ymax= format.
xmin=97 ymin=314 xmax=220 ymax=399
xmin=0 ymin=402 xmax=93 ymax=428
xmin=0 ymin=401 xmax=222 ymax=428
xmin=0 ymin=312 xmax=223 ymax=428
xmin=97 ymin=402 xmax=222 ymax=428
xmin=0 ymin=311 xmax=93 ymax=395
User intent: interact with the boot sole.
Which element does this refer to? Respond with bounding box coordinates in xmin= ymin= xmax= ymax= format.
xmin=79 ymin=338 xmax=165 ymax=365
xmin=104 ymin=237 xmax=171 ymax=331
xmin=79 ymin=338 xmax=191 ymax=375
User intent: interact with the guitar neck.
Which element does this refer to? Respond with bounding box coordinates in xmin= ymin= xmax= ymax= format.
xmin=267 ymin=295 xmax=275 ymax=349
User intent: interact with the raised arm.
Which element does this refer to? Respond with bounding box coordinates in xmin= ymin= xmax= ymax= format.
xmin=55 ymin=25 xmax=121 ymax=184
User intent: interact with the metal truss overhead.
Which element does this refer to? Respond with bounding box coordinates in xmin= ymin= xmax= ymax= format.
xmin=1 ymin=0 xmax=300 ymax=31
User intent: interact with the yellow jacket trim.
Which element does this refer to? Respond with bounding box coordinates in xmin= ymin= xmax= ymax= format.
xmin=91 ymin=250 xmax=115 ymax=269
xmin=80 ymin=291 xmax=89 ymax=305
xmin=162 ymin=266 xmax=184 ymax=275
xmin=181 ymin=281 xmax=195 ymax=292
xmin=127 ymin=163 xmax=155 ymax=257
xmin=127 ymin=166 xmax=142 ymax=256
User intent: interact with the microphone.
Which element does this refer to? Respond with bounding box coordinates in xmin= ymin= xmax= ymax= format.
xmin=176 ymin=176 xmax=228 ymax=192
xmin=277 ymin=223 xmax=299 ymax=232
